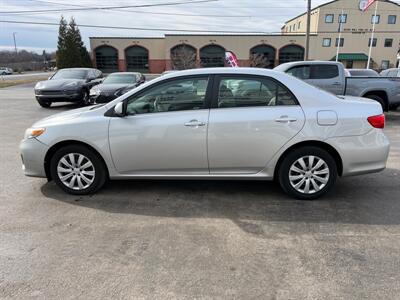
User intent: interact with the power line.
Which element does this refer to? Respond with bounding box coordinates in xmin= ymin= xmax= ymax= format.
xmin=0 ymin=0 xmax=219 ymax=14
xmin=2 ymin=19 xmax=400 ymax=34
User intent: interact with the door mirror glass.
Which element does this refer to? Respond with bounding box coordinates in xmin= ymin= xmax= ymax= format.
xmin=114 ymin=102 xmax=125 ymax=116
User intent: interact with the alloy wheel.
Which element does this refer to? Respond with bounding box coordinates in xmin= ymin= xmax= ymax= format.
xmin=288 ymin=155 xmax=330 ymax=194
xmin=57 ymin=153 xmax=95 ymax=190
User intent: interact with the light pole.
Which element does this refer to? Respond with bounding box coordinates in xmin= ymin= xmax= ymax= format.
xmin=305 ymin=0 xmax=311 ymax=61
xmin=13 ymin=32 xmax=17 ymax=54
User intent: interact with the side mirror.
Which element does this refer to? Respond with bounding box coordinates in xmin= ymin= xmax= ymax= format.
xmin=114 ymin=102 xmax=125 ymax=117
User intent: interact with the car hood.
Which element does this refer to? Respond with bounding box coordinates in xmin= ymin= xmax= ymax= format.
xmin=33 ymin=105 xmax=104 ymax=127
xmin=96 ymin=83 xmax=137 ymax=93
xmin=36 ymin=79 xmax=85 ymax=89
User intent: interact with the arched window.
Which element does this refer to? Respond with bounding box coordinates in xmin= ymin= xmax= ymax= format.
xmin=125 ymin=46 xmax=149 ymax=72
xmin=279 ymin=45 xmax=305 ymax=65
xmin=95 ymin=46 xmax=118 ymax=73
xmin=200 ymin=45 xmax=225 ymax=68
xmin=170 ymin=44 xmax=197 ymax=70
xmin=250 ymin=45 xmax=276 ymax=69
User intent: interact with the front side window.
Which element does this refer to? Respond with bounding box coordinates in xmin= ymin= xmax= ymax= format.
xmin=126 ymin=77 xmax=208 ymax=115
xmin=325 ymin=14 xmax=334 ymax=23
xmin=384 ymin=39 xmax=393 ymax=47
xmin=217 ymin=77 xmax=297 ymax=108
xmin=322 ymin=38 xmax=331 ymax=47
xmin=371 ymin=15 xmax=380 ymax=24
xmin=388 ymin=15 xmax=397 ymax=24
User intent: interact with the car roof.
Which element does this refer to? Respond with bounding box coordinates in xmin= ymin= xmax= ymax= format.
xmin=160 ymin=67 xmax=284 ymax=79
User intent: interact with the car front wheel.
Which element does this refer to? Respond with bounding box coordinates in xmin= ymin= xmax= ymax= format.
xmin=50 ymin=145 xmax=107 ymax=195
xmin=278 ymin=146 xmax=337 ymax=200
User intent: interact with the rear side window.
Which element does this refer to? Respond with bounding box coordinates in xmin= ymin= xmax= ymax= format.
xmin=311 ymin=65 xmax=339 ymax=79
xmin=217 ymin=77 xmax=297 ymax=108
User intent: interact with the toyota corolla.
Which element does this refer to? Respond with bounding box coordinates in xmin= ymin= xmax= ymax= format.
xmin=20 ymin=68 xmax=390 ymax=200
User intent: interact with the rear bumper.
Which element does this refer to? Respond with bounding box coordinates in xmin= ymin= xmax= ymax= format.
xmin=326 ymin=129 xmax=390 ymax=177
xmin=20 ymin=138 xmax=49 ymax=178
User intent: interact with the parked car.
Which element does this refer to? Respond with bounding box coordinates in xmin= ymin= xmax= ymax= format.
xmin=34 ymin=68 xmax=103 ymax=108
xmin=381 ymin=68 xmax=400 ymax=77
xmin=0 ymin=67 xmax=13 ymax=75
xmin=274 ymin=61 xmax=400 ymax=111
xmin=346 ymin=69 xmax=379 ymax=77
xmin=20 ymin=68 xmax=390 ymax=200
xmin=89 ymin=72 xmax=145 ymax=103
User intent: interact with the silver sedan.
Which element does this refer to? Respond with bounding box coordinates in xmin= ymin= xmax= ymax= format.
xmin=20 ymin=68 xmax=390 ymax=200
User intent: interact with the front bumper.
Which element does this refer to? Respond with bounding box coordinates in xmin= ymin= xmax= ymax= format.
xmin=326 ymin=129 xmax=390 ymax=177
xmin=35 ymin=89 xmax=82 ymax=102
xmin=20 ymin=138 xmax=49 ymax=178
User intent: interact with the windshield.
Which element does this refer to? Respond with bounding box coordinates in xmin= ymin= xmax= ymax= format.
xmin=52 ymin=69 xmax=88 ymax=80
xmin=103 ymin=74 xmax=138 ymax=84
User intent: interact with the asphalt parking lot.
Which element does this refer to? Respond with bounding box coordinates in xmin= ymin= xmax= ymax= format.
xmin=1 ymin=83 xmax=400 ymax=299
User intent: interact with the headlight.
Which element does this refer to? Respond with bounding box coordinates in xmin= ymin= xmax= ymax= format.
xmin=90 ymin=88 xmax=100 ymax=96
xmin=35 ymin=82 xmax=44 ymax=89
xmin=24 ymin=127 xmax=46 ymax=139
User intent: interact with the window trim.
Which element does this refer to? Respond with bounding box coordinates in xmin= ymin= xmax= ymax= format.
xmin=335 ymin=38 xmax=344 ymax=47
xmin=322 ymin=38 xmax=332 ymax=47
xmin=210 ymin=74 xmax=300 ymax=109
xmin=384 ymin=38 xmax=393 ymax=47
xmin=388 ymin=15 xmax=397 ymax=24
xmin=368 ymin=38 xmax=377 ymax=47
xmin=371 ymin=14 xmax=380 ymax=24
xmin=338 ymin=14 xmax=347 ymax=23
xmin=325 ymin=14 xmax=334 ymax=23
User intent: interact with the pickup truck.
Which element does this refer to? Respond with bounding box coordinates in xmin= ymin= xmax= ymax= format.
xmin=274 ymin=61 xmax=400 ymax=110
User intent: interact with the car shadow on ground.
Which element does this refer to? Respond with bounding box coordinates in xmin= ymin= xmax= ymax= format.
xmin=41 ymin=168 xmax=400 ymax=230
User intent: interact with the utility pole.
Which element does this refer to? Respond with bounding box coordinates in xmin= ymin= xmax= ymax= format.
xmin=13 ymin=32 xmax=17 ymax=54
xmin=305 ymin=0 xmax=311 ymax=60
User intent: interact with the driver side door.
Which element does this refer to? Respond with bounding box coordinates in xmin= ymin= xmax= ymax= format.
xmin=108 ymin=76 xmax=211 ymax=175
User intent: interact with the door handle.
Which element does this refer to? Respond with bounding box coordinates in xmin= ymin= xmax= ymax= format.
xmin=332 ymin=82 xmax=341 ymax=86
xmin=275 ymin=116 xmax=297 ymax=123
xmin=184 ymin=120 xmax=206 ymax=127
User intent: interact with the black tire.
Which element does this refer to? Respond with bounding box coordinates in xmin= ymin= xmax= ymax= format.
xmin=364 ymin=94 xmax=386 ymax=112
xmin=50 ymin=144 xmax=107 ymax=195
xmin=278 ymin=146 xmax=337 ymax=200
xmin=80 ymin=89 xmax=90 ymax=106
xmin=37 ymin=99 xmax=52 ymax=108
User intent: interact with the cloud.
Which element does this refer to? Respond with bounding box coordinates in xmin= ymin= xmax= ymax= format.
xmin=2 ymin=0 xmax=389 ymax=52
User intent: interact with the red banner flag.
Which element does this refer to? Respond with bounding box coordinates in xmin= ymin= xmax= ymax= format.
xmin=362 ymin=0 xmax=376 ymax=12
xmin=225 ymin=51 xmax=239 ymax=68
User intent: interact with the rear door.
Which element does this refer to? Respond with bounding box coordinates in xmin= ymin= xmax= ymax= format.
xmin=207 ymin=75 xmax=305 ymax=174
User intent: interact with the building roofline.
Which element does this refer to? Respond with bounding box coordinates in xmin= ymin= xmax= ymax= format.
xmin=283 ymin=0 xmax=400 ymax=25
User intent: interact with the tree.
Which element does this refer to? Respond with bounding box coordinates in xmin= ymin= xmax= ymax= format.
xmin=56 ymin=17 xmax=92 ymax=68
xmin=171 ymin=45 xmax=196 ymax=70
xmin=56 ymin=16 xmax=68 ymax=68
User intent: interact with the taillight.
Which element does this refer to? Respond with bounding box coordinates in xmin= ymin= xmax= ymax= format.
xmin=367 ymin=114 xmax=385 ymax=129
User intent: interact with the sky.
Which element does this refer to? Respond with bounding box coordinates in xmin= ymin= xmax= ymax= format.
xmin=1 ymin=0 xmax=399 ymax=53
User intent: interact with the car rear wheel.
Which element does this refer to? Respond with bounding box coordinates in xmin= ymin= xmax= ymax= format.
xmin=37 ymin=99 xmax=52 ymax=108
xmin=50 ymin=145 xmax=107 ymax=195
xmin=278 ymin=146 xmax=337 ymax=200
